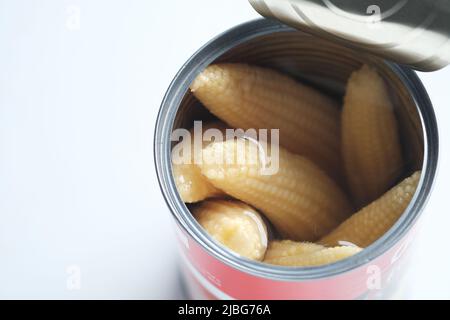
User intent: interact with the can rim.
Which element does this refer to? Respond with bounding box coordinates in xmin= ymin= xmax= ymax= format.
xmin=154 ymin=18 xmax=439 ymax=281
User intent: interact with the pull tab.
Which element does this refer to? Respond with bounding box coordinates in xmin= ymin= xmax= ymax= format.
xmin=366 ymin=5 xmax=381 ymax=23
xmin=249 ymin=0 xmax=450 ymax=71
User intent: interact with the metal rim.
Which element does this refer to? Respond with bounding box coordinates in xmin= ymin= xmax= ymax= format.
xmin=154 ymin=18 xmax=439 ymax=281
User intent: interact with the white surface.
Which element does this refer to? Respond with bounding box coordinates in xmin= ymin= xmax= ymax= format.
xmin=0 ymin=0 xmax=449 ymax=299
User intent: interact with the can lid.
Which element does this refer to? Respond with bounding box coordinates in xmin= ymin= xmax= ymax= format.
xmin=249 ymin=0 xmax=450 ymax=71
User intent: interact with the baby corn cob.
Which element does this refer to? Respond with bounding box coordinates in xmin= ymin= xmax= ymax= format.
xmin=342 ymin=64 xmax=403 ymax=207
xmin=190 ymin=63 xmax=342 ymax=179
xmin=172 ymin=164 xmax=222 ymax=203
xmin=172 ymin=122 xmax=226 ymax=203
xmin=193 ymin=199 xmax=268 ymax=261
xmin=320 ymin=171 xmax=421 ymax=248
xmin=264 ymin=240 xmax=362 ymax=267
xmin=199 ymin=138 xmax=352 ymax=241
xmin=263 ymin=240 xmax=324 ymax=261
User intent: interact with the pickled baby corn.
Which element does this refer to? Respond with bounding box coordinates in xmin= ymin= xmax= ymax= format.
xmin=264 ymin=240 xmax=362 ymax=267
xmin=193 ymin=199 xmax=268 ymax=261
xmin=320 ymin=171 xmax=421 ymax=248
xmin=263 ymin=240 xmax=324 ymax=261
xmin=199 ymin=138 xmax=352 ymax=241
xmin=172 ymin=122 xmax=225 ymax=203
xmin=342 ymin=64 xmax=403 ymax=207
xmin=172 ymin=164 xmax=222 ymax=203
xmin=190 ymin=63 xmax=342 ymax=179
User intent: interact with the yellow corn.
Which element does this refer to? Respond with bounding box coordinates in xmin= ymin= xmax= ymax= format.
xmin=171 ymin=121 xmax=226 ymax=203
xmin=342 ymin=64 xmax=404 ymax=207
xmin=263 ymin=240 xmax=324 ymax=261
xmin=320 ymin=171 xmax=421 ymax=248
xmin=172 ymin=164 xmax=222 ymax=203
xmin=190 ymin=63 xmax=342 ymax=180
xmin=199 ymin=138 xmax=352 ymax=241
xmin=264 ymin=240 xmax=362 ymax=267
xmin=193 ymin=199 xmax=268 ymax=261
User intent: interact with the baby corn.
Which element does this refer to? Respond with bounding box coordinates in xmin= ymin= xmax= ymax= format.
xmin=172 ymin=164 xmax=223 ymax=203
xmin=342 ymin=64 xmax=403 ymax=207
xmin=263 ymin=240 xmax=324 ymax=261
xmin=199 ymin=138 xmax=352 ymax=241
xmin=172 ymin=122 xmax=225 ymax=203
xmin=193 ymin=199 xmax=268 ymax=261
xmin=264 ymin=240 xmax=362 ymax=267
xmin=320 ymin=171 xmax=421 ymax=248
xmin=190 ymin=63 xmax=342 ymax=179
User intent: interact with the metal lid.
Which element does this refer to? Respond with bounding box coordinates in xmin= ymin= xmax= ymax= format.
xmin=249 ymin=0 xmax=450 ymax=71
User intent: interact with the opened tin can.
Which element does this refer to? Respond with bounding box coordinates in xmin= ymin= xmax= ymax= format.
xmin=155 ymin=6 xmax=441 ymax=298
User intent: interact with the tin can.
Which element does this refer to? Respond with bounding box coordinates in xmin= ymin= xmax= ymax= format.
xmin=154 ymin=18 xmax=438 ymax=299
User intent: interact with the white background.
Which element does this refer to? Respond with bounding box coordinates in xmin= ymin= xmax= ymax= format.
xmin=0 ymin=0 xmax=449 ymax=299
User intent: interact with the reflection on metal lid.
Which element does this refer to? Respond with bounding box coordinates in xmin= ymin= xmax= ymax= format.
xmin=249 ymin=0 xmax=450 ymax=71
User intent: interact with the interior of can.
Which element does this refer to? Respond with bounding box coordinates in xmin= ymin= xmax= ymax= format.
xmin=172 ymin=30 xmax=424 ymax=184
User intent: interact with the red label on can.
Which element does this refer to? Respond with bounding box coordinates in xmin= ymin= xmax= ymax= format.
xmin=175 ymin=223 xmax=415 ymax=300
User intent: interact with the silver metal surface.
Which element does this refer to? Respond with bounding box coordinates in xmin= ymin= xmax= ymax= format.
xmin=249 ymin=0 xmax=450 ymax=71
xmin=154 ymin=19 xmax=438 ymax=281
